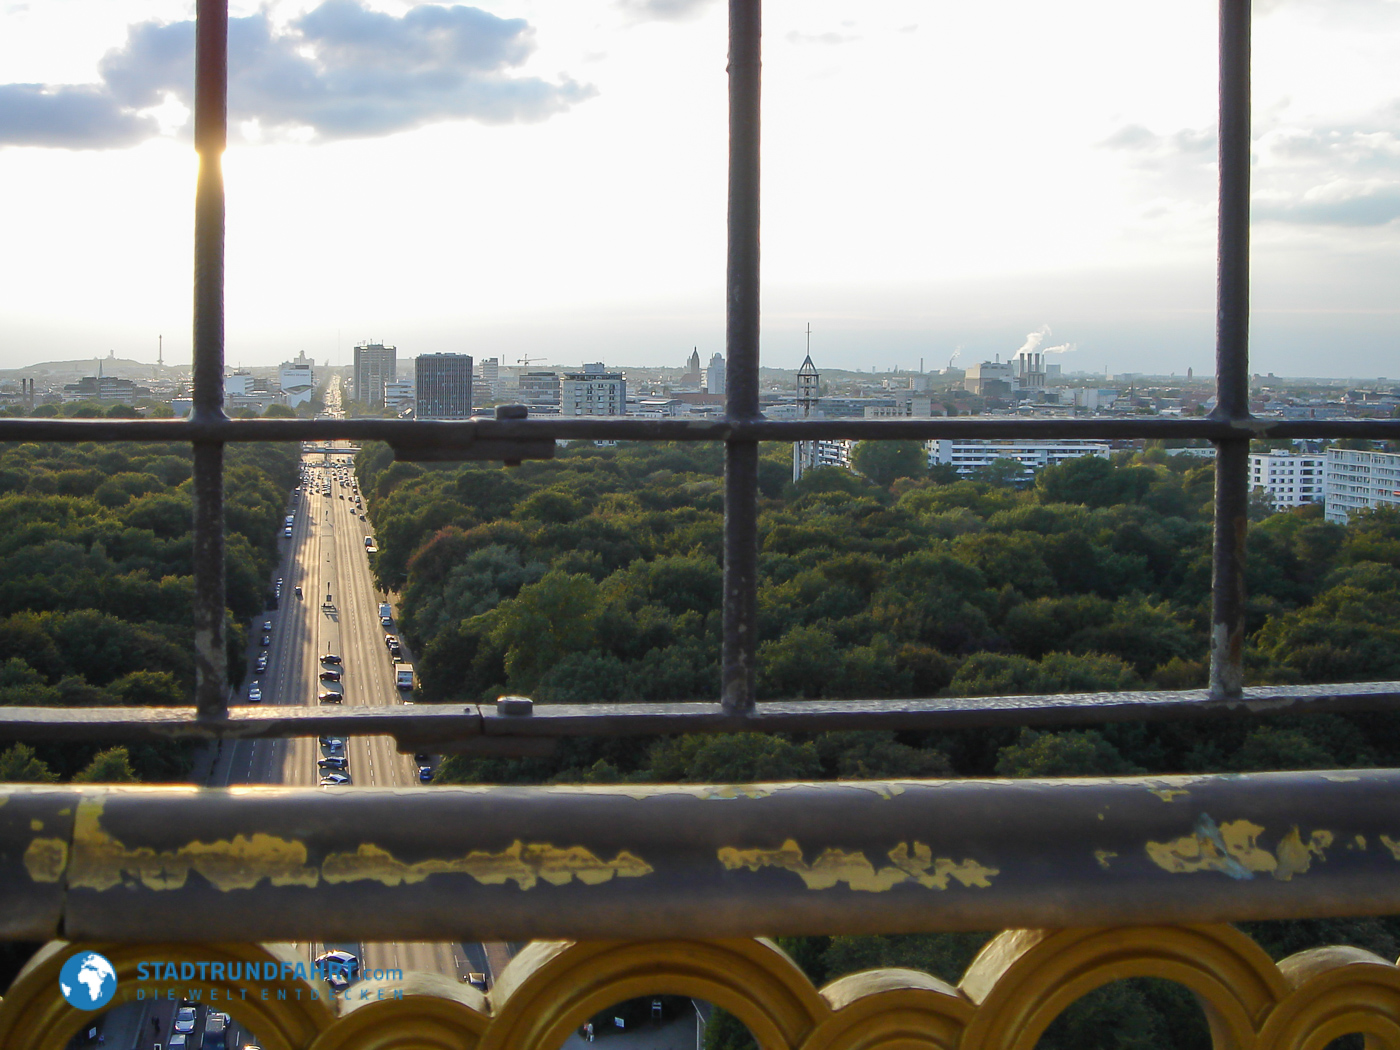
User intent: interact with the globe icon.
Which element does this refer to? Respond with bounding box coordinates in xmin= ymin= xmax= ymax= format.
xmin=59 ymin=951 xmax=117 ymax=1010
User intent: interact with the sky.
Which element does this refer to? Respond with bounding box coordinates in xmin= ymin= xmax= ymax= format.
xmin=0 ymin=0 xmax=1397 ymax=378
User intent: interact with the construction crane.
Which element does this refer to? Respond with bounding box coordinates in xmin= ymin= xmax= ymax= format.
xmin=517 ymin=354 xmax=539 ymax=369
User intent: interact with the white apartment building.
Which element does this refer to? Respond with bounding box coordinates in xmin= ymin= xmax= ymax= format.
xmin=561 ymin=369 xmax=627 ymax=416
xmin=1324 ymin=447 xmax=1400 ymax=524
xmin=1248 ymin=450 xmax=1324 ymax=510
xmin=814 ymin=439 xmax=854 ymax=470
xmin=927 ymin=438 xmax=1110 ymax=478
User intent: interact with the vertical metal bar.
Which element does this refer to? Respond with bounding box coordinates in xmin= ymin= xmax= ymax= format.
xmin=1209 ymin=0 xmax=1251 ymax=699
xmin=192 ymin=0 xmax=228 ymax=721
xmin=722 ymin=0 xmax=761 ymax=713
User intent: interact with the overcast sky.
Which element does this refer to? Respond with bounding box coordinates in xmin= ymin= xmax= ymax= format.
xmin=1 ymin=0 xmax=1397 ymax=377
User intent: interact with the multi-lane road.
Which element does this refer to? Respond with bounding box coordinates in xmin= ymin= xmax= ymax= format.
xmin=207 ymin=377 xmax=469 ymax=989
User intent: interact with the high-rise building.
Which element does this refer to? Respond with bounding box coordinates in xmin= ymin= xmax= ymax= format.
xmin=279 ymin=351 xmax=315 ymax=409
xmin=1324 ymin=447 xmax=1400 ymax=523
xmin=1249 ymin=450 xmax=1325 ymax=511
xmin=705 ymin=353 xmax=726 ymax=396
xmin=478 ymin=358 xmax=500 ymax=399
xmin=561 ymin=368 xmax=627 ymax=416
xmin=416 ymin=353 xmax=473 ymax=420
xmin=353 ymin=342 xmax=397 ymax=409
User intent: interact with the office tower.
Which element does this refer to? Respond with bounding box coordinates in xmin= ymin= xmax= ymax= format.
xmin=353 ymin=342 xmax=397 ymax=409
xmin=416 ymin=353 xmax=473 ymax=420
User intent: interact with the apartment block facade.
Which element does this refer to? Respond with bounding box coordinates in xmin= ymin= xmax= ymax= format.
xmin=1248 ymin=450 xmax=1324 ymax=510
xmin=1324 ymin=447 xmax=1400 ymax=523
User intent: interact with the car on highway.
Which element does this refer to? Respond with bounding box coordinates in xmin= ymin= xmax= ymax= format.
xmin=315 ymin=950 xmax=360 ymax=990
xmin=322 ymin=653 xmax=342 ymax=665
xmin=174 ymin=1007 xmax=198 ymax=1033
xmin=319 ymin=774 xmax=351 ymax=787
xmin=255 ymin=655 xmax=268 ymax=673
xmin=418 ymin=765 xmax=433 ymax=783
xmin=318 ymin=691 xmax=341 ymax=704
xmin=260 ymin=634 xmax=270 ymax=646
xmin=294 ymin=586 xmax=303 ymax=599
xmin=319 ymin=669 xmax=341 ymax=682
xmin=319 ymin=735 xmax=344 ymax=749
xmin=262 ymin=620 xmax=272 ymax=631
xmin=318 ymin=755 xmax=348 ymax=770
xmin=247 ymin=683 xmax=262 ymax=703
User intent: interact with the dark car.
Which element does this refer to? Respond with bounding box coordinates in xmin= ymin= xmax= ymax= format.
xmin=254 ymin=656 xmax=268 ymax=673
xmin=319 ymin=670 xmax=341 ymax=682
xmin=322 ymin=654 xmax=343 ymax=665
xmin=314 ymin=950 xmax=359 ymax=990
xmin=418 ymin=765 xmax=433 ymax=783
xmin=318 ymin=756 xmax=348 ymax=770
xmin=384 ymin=635 xmax=398 ymax=649
xmin=318 ymin=691 xmax=342 ymax=704
xmin=260 ymin=634 xmax=270 ymax=646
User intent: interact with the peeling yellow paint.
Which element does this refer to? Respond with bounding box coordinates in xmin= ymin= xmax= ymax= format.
xmin=1094 ymin=850 xmax=1118 ymax=869
xmin=1147 ymin=788 xmax=1190 ymax=802
xmin=1380 ymin=834 xmax=1400 ymax=860
xmin=1147 ymin=816 xmax=1334 ymax=881
xmin=321 ymin=840 xmax=653 ymax=890
xmin=23 ymin=837 xmax=67 ymax=883
xmin=718 ymin=838 xmax=997 ymax=892
xmin=1273 ymin=827 xmax=1332 ymax=881
xmin=68 ymin=797 xmax=318 ymax=892
xmin=29 ymin=819 xmax=42 ymax=831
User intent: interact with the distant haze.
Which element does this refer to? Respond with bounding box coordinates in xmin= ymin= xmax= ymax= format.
xmin=1 ymin=0 xmax=1396 ymax=378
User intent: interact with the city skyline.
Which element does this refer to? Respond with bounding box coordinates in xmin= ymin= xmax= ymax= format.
xmin=1 ymin=0 xmax=1397 ymax=377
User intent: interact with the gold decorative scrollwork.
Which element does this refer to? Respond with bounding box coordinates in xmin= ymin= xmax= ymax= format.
xmin=3 ymin=927 xmax=1400 ymax=1050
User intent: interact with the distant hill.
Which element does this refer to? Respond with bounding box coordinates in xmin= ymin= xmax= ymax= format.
xmin=0 ymin=356 xmax=188 ymax=381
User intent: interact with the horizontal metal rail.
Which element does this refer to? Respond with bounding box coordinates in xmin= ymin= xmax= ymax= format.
xmin=1 ymin=682 xmax=1396 ymax=751
xmin=4 ymin=770 xmax=1398 ymax=942
xmin=2 ymin=415 xmax=1399 ymax=445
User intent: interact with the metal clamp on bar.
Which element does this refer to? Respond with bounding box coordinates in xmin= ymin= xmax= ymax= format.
xmin=389 ymin=405 xmax=555 ymax=464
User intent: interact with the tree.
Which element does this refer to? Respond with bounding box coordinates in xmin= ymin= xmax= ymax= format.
xmin=73 ymin=746 xmax=139 ymax=783
xmin=488 ymin=571 xmax=600 ymax=691
xmin=262 ymin=403 xmax=297 ymax=418
xmin=850 ymin=441 xmax=928 ymax=487
xmin=971 ymin=457 xmax=1027 ymax=488
xmin=1036 ymin=455 xmax=1154 ymax=508
xmin=0 ymin=743 xmax=58 ymax=782
xmin=995 ymin=729 xmax=1143 ymax=777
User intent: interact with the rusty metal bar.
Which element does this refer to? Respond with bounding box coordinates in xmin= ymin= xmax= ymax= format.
xmin=722 ymin=0 xmax=762 ymax=713
xmin=191 ymin=0 xmax=230 ymax=721
xmin=1 ymin=416 xmax=1399 ymax=445
xmin=1 ymin=771 xmax=1394 ymax=942
xmin=4 ymin=682 xmax=1400 ymax=747
xmin=1208 ymin=0 xmax=1252 ymax=700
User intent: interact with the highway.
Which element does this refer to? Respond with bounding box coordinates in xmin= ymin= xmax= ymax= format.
xmin=206 ymin=375 xmax=470 ymax=993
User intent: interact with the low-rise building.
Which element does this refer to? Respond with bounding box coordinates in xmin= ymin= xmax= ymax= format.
xmin=927 ymin=438 xmax=1110 ymax=478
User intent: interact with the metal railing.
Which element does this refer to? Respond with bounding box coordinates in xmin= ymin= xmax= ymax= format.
xmin=0 ymin=0 xmax=1396 ymax=746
